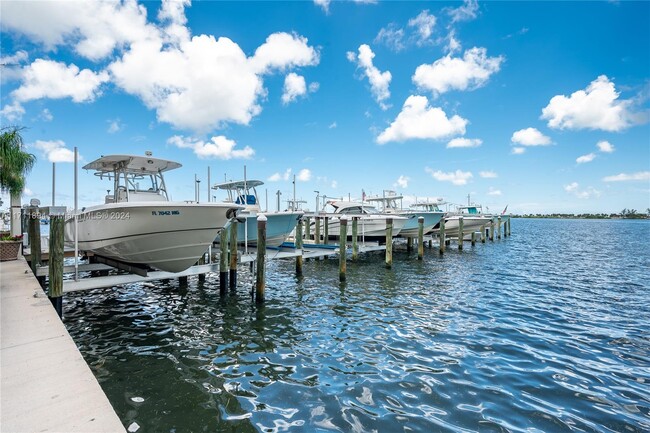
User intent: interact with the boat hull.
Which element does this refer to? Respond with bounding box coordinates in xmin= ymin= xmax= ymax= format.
xmin=65 ymin=202 xmax=238 ymax=273
xmin=397 ymin=211 xmax=445 ymax=237
xmin=433 ymin=216 xmax=489 ymax=238
xmin=322 ymin=216 xmax=408 ymax=242
xmin=232 ymin=211 xmax=302 ymax=247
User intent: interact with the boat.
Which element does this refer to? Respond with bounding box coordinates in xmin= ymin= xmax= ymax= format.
xmin=366 ymin=190 xmax=444 ymax=238
xmin=64 ymin=154 xmax=242 ymax=273
xmin=319 ymin=200 xmax=408 ymax=242
xmin=212 ymin=180 xmax=302 ymax=247
xmin=438 ymin=204 xmax=490 ymax=239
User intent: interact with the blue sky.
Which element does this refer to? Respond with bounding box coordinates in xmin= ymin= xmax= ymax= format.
xmin=1 ymin=0 xmax=649 ymax=214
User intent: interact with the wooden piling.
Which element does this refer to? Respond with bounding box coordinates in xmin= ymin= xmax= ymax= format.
xmin=48 ymin=207 xmax=65 ymax=318
xmin=323 ymin=216 xmax=329 ymax=245
xmin=314 ymin=217 xmax=321 ymax=243
xmin=255 ymin=214 xmax=267 ymax=303
xmin=497 ymin=216 xmax=502 ymax=240
xmin=339 ymin=216 xmax=347 ymax=281
xmin=295 ymin=218 xmax=303 ymax=276
xmin=385 ymin=218 xmax=393 ymax=268
xmin=458 ymin=216 xmax=464 ymax=250
xmin=352 ymin=217 xmax=358 ymax=261
xmin=198 ymin=253 xmax=206 ymax=282
xmin=229 ymin=220 xmax=238 ymax=289
xmin=417 ymin=216 xmax=424 ymax=260
xmin=219 ymin=227 xmax=228 ymax=294
xmin=490 ymin=219 xmax=494 ymax=241
xmin=507 ymin=218 xmax=511 ymax=236
xmin=304 ymin=216 xmax=310 ymax=241
xmin=27 ymin=206 xmax=41 ymax=277
xmin=471 ymin=231 xmax=476 ymax=246
xmin=439 ymin=218 xmax=446 ymax=254
xmin=407 ymin=237 xmax=413 ymax=252
xmin=178 ymin=276 xmax=188 ymax=286
xmin=481 ymin=225 xmax=486 ymax=243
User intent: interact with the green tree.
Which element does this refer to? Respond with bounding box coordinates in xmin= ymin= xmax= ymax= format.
xmin=0 ymin=127 xmax=35 ymax=235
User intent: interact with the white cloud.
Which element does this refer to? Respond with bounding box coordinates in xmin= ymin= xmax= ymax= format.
xmin=564 ymin=182 xmax=601 ymax=199
xmin=308 ymin=82 xmax=320 ymax=93
xmin=448 ymin=0 xmax=479 ymax=23
xmin=40 ymin=108 xmax=53 ymax=122
xmin=0 ymin=50 xmax=29 ymax=83
xmin=1 ymin=0 xmax=156 ymax=61
xmin=395 ymin=175 xmax=410 ymax=188
xmin=425 ymin=167 xmax=473 ymax=186
xmin=297 ymin=168 xmax=312 ymax=182
xmin=32 ymin=139 xmax=76 ymax=163
xmin=408 ymin=10 xmax=436 ymax=45
xmin=512 ymin=147 xmax=526 ymax=155
xmin=331 ymin=180 xmax=338 ymax=189
xmin=282 ymin=72 xmax=307 ymax=105
xmin=374 ymin=24 xmax=406 ymax=52
xmin=602 ymin=172 xmax=650 ymax=182
xmin=487 ymin=187 xmax=502 ymax=196
xmin=314 ymin=0 xmax=331 ymax=14
xmin=329 ymin=122 xmax=337 ymax=129
xmin=348 ymin=44 xmax=392 ymax=109
xmin=413 ymin=47 xmax=504 ymax=96
xmin=597 ymin=140 xmax=615 ymax=153
xmin=444 ymin=30 xmax=461 ymax=54
xmin=110 ymin=31 xmax=319 ymax=132
xmin=168 ymin=135 xmax=254 ymax=160
xmin=576 ymin=153 xmax=596 ymax=164
xmin=541 ymin=75 xmax=646 ymax=132
xmin=12 ymin=59 xmax=109 ymax=103
xmin=479 ymin=171 xmax=498 ymax=178
xmin=377 ymin=95 xmax=467 ymax=144
xmin=0 ymin=101 xmax=25 ymax=122
xmin=268 ymin=169 xmax=292 ymax=182
xmin=107 ymin=118 xmax=124 ymax=134
xmin=511 ymin=127 xmax=552 ymax=146
xmin=447 ymin=137 xmax=482 ymax=148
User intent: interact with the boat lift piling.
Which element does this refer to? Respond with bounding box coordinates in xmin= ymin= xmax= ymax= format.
xmin=352 ymin=217 xmax=359 ymax=261
xmin=219 ymin=227 xmax=228 ymax=294
xmin=323 ymin=217 xmax=329 ymax=245
xmin=418 ymin=216 xmax=424 ymax=260
xmin=48 ymin=206 xmax=66 ymax=318
xmin=295 ymin=217 xmax=303 ymax=276
xmin=498 ymin=216 xmax=502 ymax=239
xmin=407 ymin=237 xmax=413 ymax=252
xmin=229 ymin=219 xmax=238 ymax=289
xmin=339 ymin=216 xmax=347 ymax=281
xmin=439 ymin=218 xmax=446 ymax=254
xmin=458 ymin=216 xmax=464 ymax=250
xmin=255 ymin=214 xmax=266 ymax=303
xmin=314 ymin=217 xmax=321 ymax=243
xmin=385 ymin=218 xmax=393 ymax=268
xmin=471 ymin=231 xmax=476 ymax=246
xmin=490 ymin=219 xmax=495 ymax=241
xmin=26 ymin=205 xmax=43 ymax=286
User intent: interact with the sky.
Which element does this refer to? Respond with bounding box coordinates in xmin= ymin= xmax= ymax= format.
xmin=1 ymin=0 xmax=649 ymax=214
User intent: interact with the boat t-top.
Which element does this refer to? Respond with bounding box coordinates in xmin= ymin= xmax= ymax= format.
xmin=65 ymin=154 xmax=242 ymax=273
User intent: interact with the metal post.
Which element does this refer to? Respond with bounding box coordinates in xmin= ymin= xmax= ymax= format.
xmin=229 ymin=220 xmax=238 ymax=289
xmin=256 ymin=214 xmax=267 ymax=303
xmin=52 ymin=162 xmax=56 ymax=206
xmin=385 ymin=218 xmax=393 ymax=268
xmin=339 ymin=216 xmax=347 ymax=281
xmin=417 ymin=216 xmax=424 ymax=260
xmin=207 ymin=166 xmax=211 ymax=202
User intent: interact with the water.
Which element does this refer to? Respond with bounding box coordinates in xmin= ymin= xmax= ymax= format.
xmin=63 ymin=219 xmax=650 ymax=432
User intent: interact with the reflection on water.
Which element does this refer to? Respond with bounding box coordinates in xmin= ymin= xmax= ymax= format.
xmin=64 ymin=219 xmax=650 ymax=432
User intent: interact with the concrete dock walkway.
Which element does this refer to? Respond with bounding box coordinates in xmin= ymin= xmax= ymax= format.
xmin=1 ymin=257 xmax=125 ymax=432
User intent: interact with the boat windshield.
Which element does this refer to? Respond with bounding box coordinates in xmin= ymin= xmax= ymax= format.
xmin=338 ymin=205 xmax=380 ymax=215
xmin=236 ymin=194 xmax=257 ymax=205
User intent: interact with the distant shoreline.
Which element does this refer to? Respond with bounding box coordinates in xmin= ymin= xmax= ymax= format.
xmin=512 ymin=214 xmax=649 ymax=220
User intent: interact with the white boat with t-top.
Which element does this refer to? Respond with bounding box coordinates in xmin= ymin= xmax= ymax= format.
xmin=438 ymin=204 xmax=490 ymax=239
xmin=319 ymin=200 xmax=407 ymax=242
xmin=366 ymin=191 xmax=445 ymax=238
xmin=212 ymin=180 xmax=302 ymax=247
xmin=65 ymin=154 xmax=242 ymax=273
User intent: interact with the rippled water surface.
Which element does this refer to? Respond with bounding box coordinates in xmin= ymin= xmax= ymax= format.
xmin=64 ymin=219 xmax=650 ymax=432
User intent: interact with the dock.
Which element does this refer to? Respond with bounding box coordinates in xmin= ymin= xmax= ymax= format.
xmin=0 ymin=257 xmax=126 ymax=433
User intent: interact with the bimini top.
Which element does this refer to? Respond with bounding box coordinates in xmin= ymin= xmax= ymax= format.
xmin=83 ymin=155 xmax=182 ymax=174
xmin=212 ymin=180 xmax=265 ymax=190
